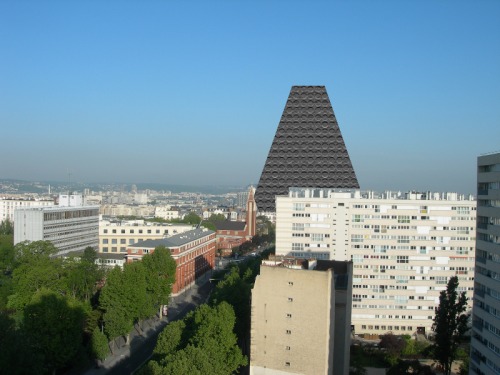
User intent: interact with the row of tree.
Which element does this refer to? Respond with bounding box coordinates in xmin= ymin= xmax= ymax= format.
xmin=0 ymin=222 xmax=177 ymax=375
xmin=144 ymin=302 xmax=247 ymax=374
xmin=142 ymin=246 xmax=270 ymax=374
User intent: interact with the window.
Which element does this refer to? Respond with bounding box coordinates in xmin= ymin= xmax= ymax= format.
xmin=102 ymin=247 xmax=108 ymax=252
xmin=130 ymin=229 xmax=134 ymax=234
xmin=285 ymin=346 xmax=291 ymax=350
xmin=285 ymin=362 xmax=291 ymax=367
xmin=103 ymin=229 xmax=108 ymax=234
xmin=288 ymin=297 xmax=293 ymax=302
xmin=286 ymin=330 xmax=291 ymax=334
xmin=102 ymin=239 xmax=109 ymax=244
xmin=286 ymin=313 xmax=292 ymax=318
xmin=120 ymin=239 xmax=126 ymax=244
xmin=112 ymin=239 xmax=117 ymax=244
xmin=121 ymin=229 xmax=125 ymax=234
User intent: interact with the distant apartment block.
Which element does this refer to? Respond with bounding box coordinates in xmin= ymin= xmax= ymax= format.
xmin=250 ymin=258 xmax=352 ymax=375
xmin=126 ymin=227 xmax=216 ymax=296
xmin=14 ymin=199 xmax=99 ymax=256
xmin=275 ymin=187 xmax=476 ymax=336
xmin=470 ymin=152 xmax=500 ymax=375
xmin=0 ymin=197 xmax=53 ymax=222
xmin=154 ymin=206 xmax=180 ymax=220
xmin=100 ymin=204 xmax=154 ymax=217
xmin=99 ymin=219 xmax=193 ymax=253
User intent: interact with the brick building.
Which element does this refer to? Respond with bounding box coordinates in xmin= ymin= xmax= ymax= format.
xmin=214 ymin=186 xmax=257 ymax=252
xmin=126 ymin=227 xmax=216 ymax=296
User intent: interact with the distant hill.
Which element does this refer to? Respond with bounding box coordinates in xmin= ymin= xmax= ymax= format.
xmin=0 ymin=178 xmax=245 ymax=195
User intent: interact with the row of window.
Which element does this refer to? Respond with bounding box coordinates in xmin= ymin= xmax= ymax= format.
xmin=361 ymin=325 xmax=413 ymax=331
xmin=103 ymin=228 xmax=171 ymax=234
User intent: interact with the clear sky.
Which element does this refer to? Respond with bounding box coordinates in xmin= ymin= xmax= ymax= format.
xmin=1 ymin=1 xmax=499 ymax=194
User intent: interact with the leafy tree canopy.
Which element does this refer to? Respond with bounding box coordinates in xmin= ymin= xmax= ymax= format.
xmin=432 ymin=276 xmax=469 ymax=375
xmin=22 ymin=289 xmax=86 ymax=374
xmin=0 ymin=219 xmax=14 ymax=236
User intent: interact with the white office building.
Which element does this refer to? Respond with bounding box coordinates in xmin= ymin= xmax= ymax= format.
xmin=14 ymin=203 xmax=99 ymax=256
xmin=276 ymin=188 xmax=476 ymax=336
xmin=470 ymin=152 xmax=500 ymax=375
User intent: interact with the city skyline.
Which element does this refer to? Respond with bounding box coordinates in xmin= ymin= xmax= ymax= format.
xmin=1 ymin=2 xmax=499 ymax=195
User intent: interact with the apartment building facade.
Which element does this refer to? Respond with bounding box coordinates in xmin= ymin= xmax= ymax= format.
xmin=99 ymin=220 xmax=193 ymax=253
xmin=276 ymin=188 xmax=476 ymax=336
xmin=470 ymin=152 xmax=500 ymax=375
xmin=250 ymin=259 xmax=352 ymax=375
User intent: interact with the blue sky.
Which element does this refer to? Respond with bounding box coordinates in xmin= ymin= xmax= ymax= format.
xmin=0 ymin=1 xmax=499 ymax=194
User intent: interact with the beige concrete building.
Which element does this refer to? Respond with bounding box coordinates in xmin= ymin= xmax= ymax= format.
xmin=276 ymin=188 xmax=476 ymax=336
xmin=99 ymin=219 xmax=193 ymax=253
xmin=250 ymin=258 xmax=352 ymax=375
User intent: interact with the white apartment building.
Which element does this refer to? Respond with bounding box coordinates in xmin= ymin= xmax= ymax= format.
xmin=470 ymin=152 xmax=500 ymax=375
xmin=154 ymin=206 xmax=180 ymax=220
xmin=276 ymin=188 xmax=476 ymax=336
xmin=0 ymin=197 xmax=53 ymax=222
xmin=100 ymin=204 xmax=154 ymax=217
xmin=99 ymin=219 xmax=194 ymax=253
xmin=14 ymin=205 xmax=100 ymax=256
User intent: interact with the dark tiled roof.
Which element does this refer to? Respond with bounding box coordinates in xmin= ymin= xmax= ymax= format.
xmin=213 ymin=220 xmax=246 ymax=231
xmin=130 ymin=228 xmax=214 ymax=248
xmin=255 ymin=86 xmax=359 ymax=212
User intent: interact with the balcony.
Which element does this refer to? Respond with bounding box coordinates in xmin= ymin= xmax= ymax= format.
xmin=476 ymin=256 xmax=487 ymax=265
xmin=472 ymin=319 xmax=483 ymax=332
xmin=475 ymin=288 xmax=485 ymax=298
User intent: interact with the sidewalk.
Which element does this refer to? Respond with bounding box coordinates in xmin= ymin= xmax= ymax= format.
xmin=84 ymin=272 xmax=213 ymax=375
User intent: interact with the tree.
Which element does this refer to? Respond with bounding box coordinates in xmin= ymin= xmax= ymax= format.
xmin=183 ymin=212 xmax=202 ymax=225
xmin=22 ymin=289 xmax=86 ymax=375
xmin=7 ymin=241 xmax=64 ymax=311
xmin=432 ymin=276 xmax=469 ymax=375
xmin=142 ymin=246 xmax=176 ymax=317
xmin=64 ymin=247 xmax=104 ymax=302
xmin=150 ymin=302 xmax=247 ymax=375
xmin=99 ymin=267 xmax=135 ymax=348
xmin=0 ymin=219 xmax=13 ymax=235
xmin=91 ymin=327 xmax=110 ymax=363
xmin=379 ymin=333 xmax=405 ymax=366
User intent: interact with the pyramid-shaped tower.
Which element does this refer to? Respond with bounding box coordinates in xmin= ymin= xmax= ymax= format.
xmin=255 ymin=86 xmax=359 ymax=212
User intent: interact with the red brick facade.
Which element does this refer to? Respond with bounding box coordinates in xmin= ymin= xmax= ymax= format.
xmin=126 ymin=229 xmax=216 ymax=296
xmin=215 ymin=187 xmax=257 ymax=251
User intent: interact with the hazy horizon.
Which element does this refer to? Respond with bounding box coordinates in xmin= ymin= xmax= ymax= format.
xmin=1 ymin=2 xmax=499 ymax=196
